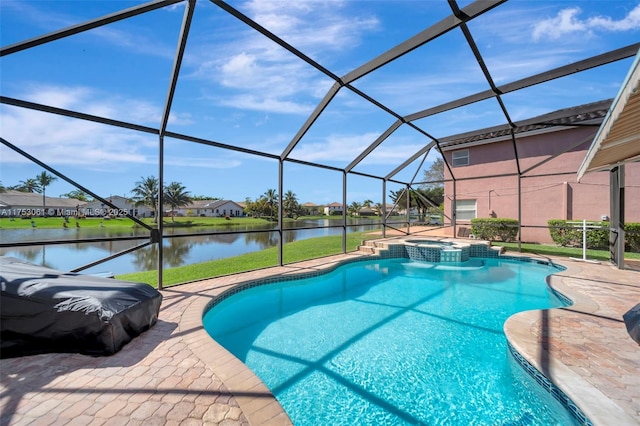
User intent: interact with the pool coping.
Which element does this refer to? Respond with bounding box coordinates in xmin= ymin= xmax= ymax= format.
xmin=504 ymin=261 xmax=639 ymax=426
xmin=179 ymin=246 xmax=638 ymax=426
xmin=179 ymin=252 xmax=369 ymax=425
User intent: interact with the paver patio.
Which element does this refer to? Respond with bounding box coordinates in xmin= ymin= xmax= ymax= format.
xmin=1 ymin=237 xmax=639 ymax=425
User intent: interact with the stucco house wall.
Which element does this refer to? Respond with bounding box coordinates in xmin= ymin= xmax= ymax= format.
xmin=324 ymin=202 xmax=343 ymax=215
xmin=442 ymin=124 xmax=640 ymax=244
xmin=81 ymin=196 xmax=153 ymax=218
xmin=176 ymin=200 xmax=244 ymax=217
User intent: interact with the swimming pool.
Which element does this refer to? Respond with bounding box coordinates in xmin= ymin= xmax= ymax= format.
xmin=203 ymin=257 xmax=581 ymax=425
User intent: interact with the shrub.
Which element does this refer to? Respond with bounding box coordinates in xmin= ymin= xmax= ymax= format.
xmin=586 ymin=222 xmax=609 ymax=249
xmin=548 ymin=219 xmax=582 ymax=246
xmin=470 ymin=218 xmax=519 ymax=242
xmin=547 ymin=220 xmax=639 ymax=250
xmin=625 ymin=223 xmax=640 ymax=252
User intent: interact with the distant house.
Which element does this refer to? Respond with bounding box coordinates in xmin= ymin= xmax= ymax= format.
xmin=439 ymin=100 xmax=640 ymax=243
xmin=357 ymin=207 xmax=377 ymax=217
xmin=0 ymin=190 xmax=83 ymax=217
xmin=324 ymin=202 xmax=343 ymax=216
xmin=81 ymin=195 xmax=152 ymax=218
xmin=302 ymin=202 xmax=322 ymax=215
xmin=176 ymin=200 xmax=244 ymax=217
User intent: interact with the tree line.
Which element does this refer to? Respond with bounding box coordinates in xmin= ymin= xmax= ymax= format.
xmin=0 ymin=171 xmax=59 ymax=207
xmin=2 ymin=158 xmax=445 ymax=220
xmin=1 ymin=173 xmax=216 ymax=215
xmin=243 ymin=189 xmax=302 ymax=220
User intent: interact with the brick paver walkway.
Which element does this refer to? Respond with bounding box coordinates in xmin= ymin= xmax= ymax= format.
xmin=1 ymin=243 xmax=639 ymax=425
xmin=504 ymin=258 xmax=640 ymax=425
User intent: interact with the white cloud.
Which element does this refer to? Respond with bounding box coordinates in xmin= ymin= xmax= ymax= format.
xmin=243 ymin=0 xmax=378 ymax=52
xmin=14 ymin=83 xmax=192 ymax=126
xmin=164 ymin=157 xmax=241 ymax=169
xmin=0 ymin=84 xmax=193 ymax=169
xmin=2 ymin=0 xmax=177 ymax=59
xmin=288 ymin=132 xmax=424 ymax=165
xmin=1 ymin=105 xmax=153 ymax=168
xmin=533 ymin=5 xmax=640 ymax=41
xmin=589 ymin=4 xmax=640 ymax=31
xmin=187 ymin=0 xmax=379 ymax=115
xmin=218 ymin=94 xmax=314 ymax=115
xmin=482 ymin=48 xmax=582 ymax=83
xmin=288 ymin=132 xmax=376 ymax=163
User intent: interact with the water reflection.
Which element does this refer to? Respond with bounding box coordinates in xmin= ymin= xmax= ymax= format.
xmin=0 ymin=220 xmax=380 ymax=275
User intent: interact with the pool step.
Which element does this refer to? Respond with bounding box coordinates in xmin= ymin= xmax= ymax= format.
xmin=358 ymin=240 xmax=403 ymax=257
xmin=358 ymin=240 xmax=380 ymax=255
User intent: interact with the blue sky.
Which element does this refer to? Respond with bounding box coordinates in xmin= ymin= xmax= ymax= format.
xmin=1 ymin=0 xmax=639 ymax=206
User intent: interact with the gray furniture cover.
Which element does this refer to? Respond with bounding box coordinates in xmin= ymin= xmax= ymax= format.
xmin=623 ymin=303 xmax=640 ymax=345
xmin=1 ymin=256 xmax=162 ymax=357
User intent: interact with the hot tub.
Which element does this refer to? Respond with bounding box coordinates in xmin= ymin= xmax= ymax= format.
xmin=402 ymin=238 xmax=471 ymax=262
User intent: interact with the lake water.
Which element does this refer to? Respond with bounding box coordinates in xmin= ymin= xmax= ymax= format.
xmin=0 ymin=219 xmax=383 ymax=275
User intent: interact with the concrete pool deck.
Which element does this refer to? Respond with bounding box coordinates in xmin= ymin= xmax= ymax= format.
xmin=1 ymin=238 xmax=639 ymax=425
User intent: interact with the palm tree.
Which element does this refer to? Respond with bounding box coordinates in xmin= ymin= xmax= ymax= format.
xmin=348 ymin=201 xmax=362 ymax=217
xmin=253 ymin=197 xmax=267 ymax=218
xmin=35 ymin=171 xmax=58 ymax=208
xmin=131 ymin=176 xmax=159 ymax=223
xmin=59 ymin=189 xmax=90 ymax=201
xmin=163 ymin=181 xmax=191 ymax=222
xmin=283 ymin=190 xmax=299 ymax=219
xmin=262 ymin=189 xmax=278 ymax=220
xmin=18 ymin=178 xmax=40 ymax=193
xmin=373 ymin=202 xmax=384 ymax=217
xmin=0 ymin=181 xmax=6 ymax=193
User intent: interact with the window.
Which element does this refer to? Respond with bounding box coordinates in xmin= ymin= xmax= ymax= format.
xmin=452 ymin=149 xmax=469 ymax=167
xmin=455 ymin=199 xmax=476 ymax=221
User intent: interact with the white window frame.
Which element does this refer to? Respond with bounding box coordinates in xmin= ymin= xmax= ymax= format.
xmin=452 ymin=149 xmax=469 ymax=167
xmin=455 ymin=199 xmax=476 ymax=221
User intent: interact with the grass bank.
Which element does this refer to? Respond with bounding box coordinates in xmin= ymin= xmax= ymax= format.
xmin=0 ymin=216 xmax=276 ymax=230
xmin=0 ymin=214 xmax=374 ymax=230
xmin=116 ymin=231 xmax=379 ymax=287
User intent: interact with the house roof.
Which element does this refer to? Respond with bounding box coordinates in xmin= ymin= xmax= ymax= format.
xmin=578 ymin=49 xmax=640 ymax=180
xmin=0 ymin=190 xmax=82 ymax=208
xmin=439 ymin=99 xmax=612 ymax=150
xmin=182 ymin=199 xmax=243 ymax=209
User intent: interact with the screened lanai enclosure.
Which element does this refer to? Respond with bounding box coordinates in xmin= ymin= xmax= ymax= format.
xmin=1 ymin=0 xmax=639 ymax=288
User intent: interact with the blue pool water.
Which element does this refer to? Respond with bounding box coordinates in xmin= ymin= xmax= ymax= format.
xmin=203 ymin=257 xmax=580 ymax=425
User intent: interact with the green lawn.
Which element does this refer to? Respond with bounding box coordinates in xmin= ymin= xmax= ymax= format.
xmin=117 ymin=237 xmax=640 ymax=288
xmin=116 ymin=231 xmax=379 ymax=287
xmin=499 ymin=241 xmax=640 ymax=260
xmin=0 ymin=214 xmax=373 ymax=230
xmin=0 ymin=215 xmax=275 ymax=229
